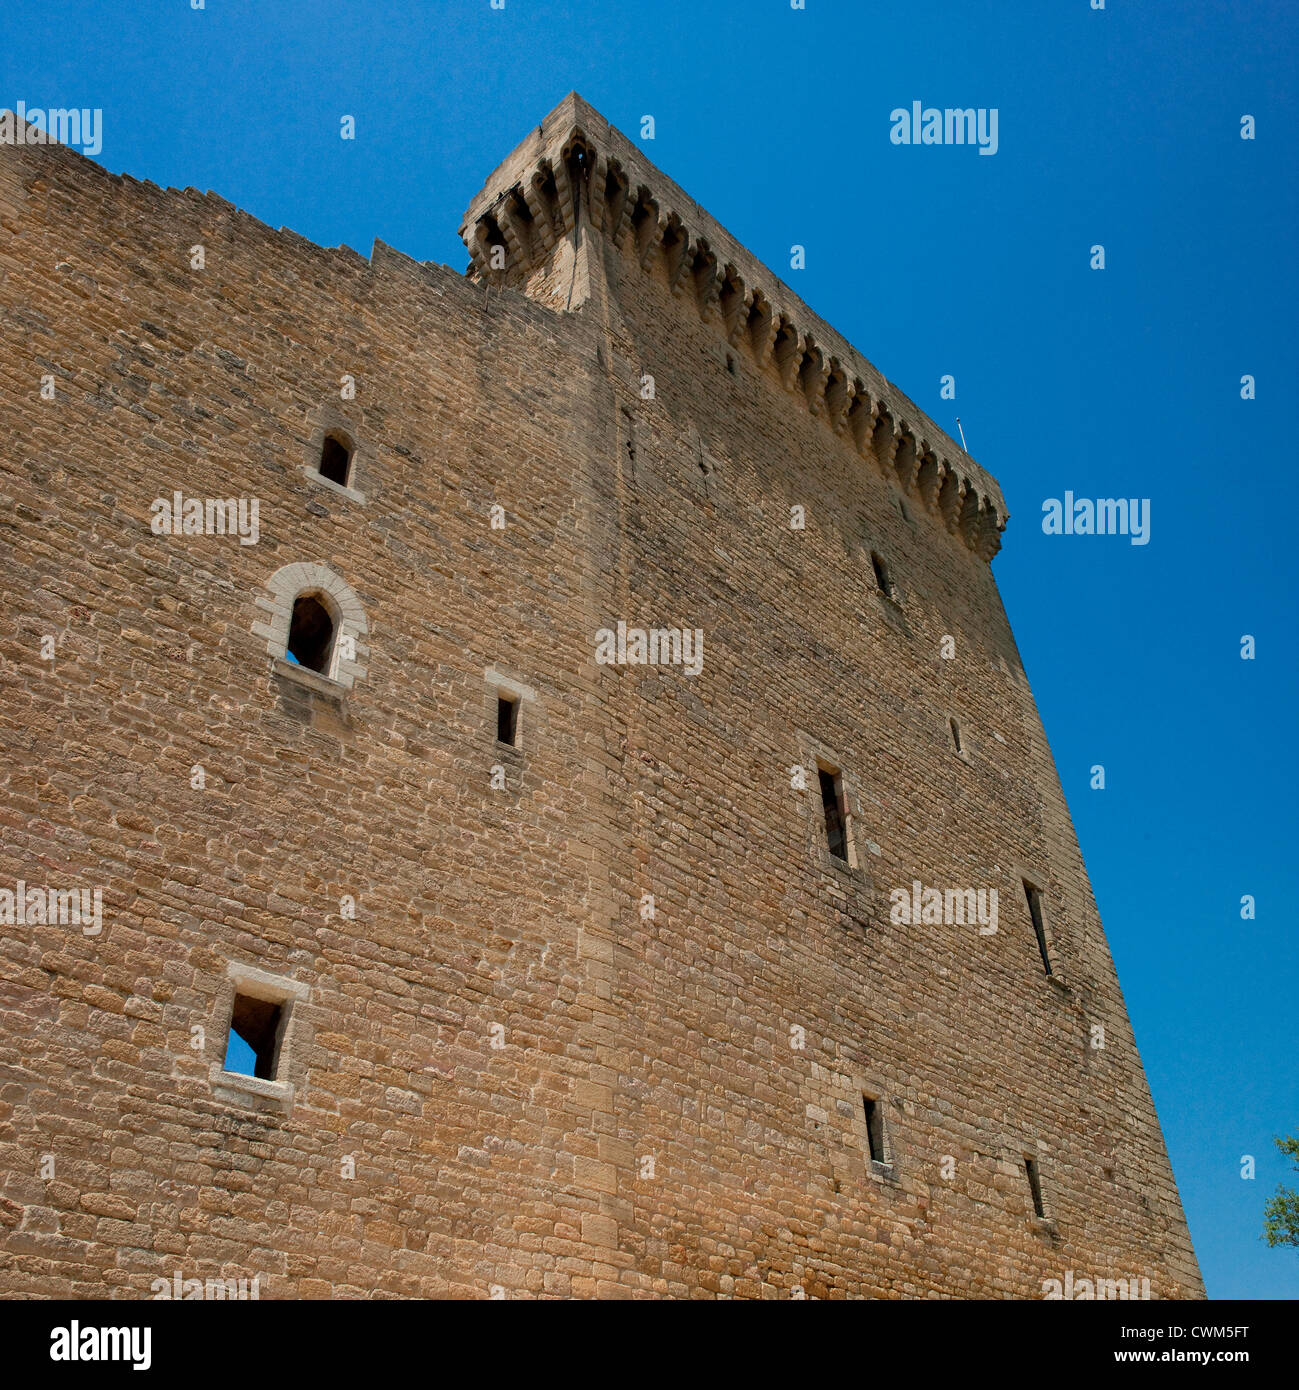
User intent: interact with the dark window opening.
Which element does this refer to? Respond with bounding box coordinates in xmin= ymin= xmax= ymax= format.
xmin=225 ymin=993 xmax=284 ymax=1081
xmin=863 ymin=1097 xmax=885 ymax=1164
xmin=726 ymin=352 xmax=737 ymax=376
xmin=496 ymin=693 xmax=519 ymax=746
xmin=1023 ymin=880 xmax=1052 ymax=975
xmin=286 ymin=594 xmax=335 ymax=674
xmin=871 ymin=551 xmax=893 ymax=597
xmin=819 ymin=766 xmax=847 ymax=862
xmin=319 ymin=434 xmax=352 ymax=486
xmin=949 ymin=717 xmax=963 ymax=754
xmin=1025 ymin=1156 xmax=1045 ymax=1218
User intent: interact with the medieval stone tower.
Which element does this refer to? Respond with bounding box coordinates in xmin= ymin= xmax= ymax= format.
xmin=0 ymin=93 xmax=1202 ymax=1299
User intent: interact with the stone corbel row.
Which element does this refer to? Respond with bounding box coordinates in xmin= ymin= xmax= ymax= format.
xmin=464 ymin=131 xmax=1004 ymax=562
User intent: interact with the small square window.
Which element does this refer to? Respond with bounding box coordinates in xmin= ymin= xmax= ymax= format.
xmin=496 ymin=692 xmax=520 ymax=746
xmin=211 ymin=964 xmax=308 ymax=1106
xmin=224 ymin=993 xmax=286 ymax=1081
xmin=318 ymin=433 xmax=353 ymax=487
xmin=485 ymin=670 xmax=535 ymax=752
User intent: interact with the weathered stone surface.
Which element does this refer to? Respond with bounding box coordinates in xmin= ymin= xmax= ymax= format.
xmin=0 ymin=95 xmax=1201 ymax=1299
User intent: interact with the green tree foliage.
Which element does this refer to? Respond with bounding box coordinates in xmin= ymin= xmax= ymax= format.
xmin=1262 ymin=1134 xmax=1299 ymax=1248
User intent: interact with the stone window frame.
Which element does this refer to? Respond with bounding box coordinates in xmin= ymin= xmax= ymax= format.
xmin=854 ymin=1084 xmax=901 ymax=1185
xmin=799 ymin=733 xmax=868 ymax=882
xmin=800 ymin=1057 xmax=902 ymax=1192
xmin=208 ymin=960 xmax=310 ymax=1110
xmin=251 ymin=561 xmax=370 ymax=693
xmin=1011 ymin=861 xmax=1067 ymax=991
xmin=1018 ymin=1144 xmax=1058 ymax=1233
xmin=485 ymin=666 xmax=536 ymax=753
xmin=301 ymin=406 xmax=368 ymax=504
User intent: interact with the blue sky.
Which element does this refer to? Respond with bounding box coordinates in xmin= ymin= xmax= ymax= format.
xmin=4 ymin=0 xmax=1295 ymax=1298
xmin=223 ymin=1028 xmax=256 ymax=1076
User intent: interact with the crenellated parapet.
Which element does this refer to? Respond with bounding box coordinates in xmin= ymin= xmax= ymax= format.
xmin=460 ymin=93 xmax=1008 ymax=562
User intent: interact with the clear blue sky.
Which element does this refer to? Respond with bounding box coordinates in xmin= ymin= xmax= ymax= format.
xmin=4 ymin=0 xmax=1295 ymax=1299
xmin=224 ymin=1030 xmax=256 ymax=1076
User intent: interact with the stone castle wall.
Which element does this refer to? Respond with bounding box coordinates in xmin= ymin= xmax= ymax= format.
xmin=0 ymin=104 xmax=1202 ymax=1298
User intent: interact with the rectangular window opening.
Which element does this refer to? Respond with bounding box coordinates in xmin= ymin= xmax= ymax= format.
xmin=496 ymin=692 xmax=520 ymax=746
xmin=224 ymin=994 xmax=285 ymax=1081
xmin=818 ymin=766 xmax=848 ymax=862
xmin=863 ymin=1096 xmax=885 ymax=1164
xmin=1025 ymin=1156 xmax=1046 ymax=1218
xmin=949 ymin=716 xmax=962 ymax=754
xmin=870 ymin=551 xmax=893 ymax=597
xmin=1023 ymin=880 xmax=1052 ymax=975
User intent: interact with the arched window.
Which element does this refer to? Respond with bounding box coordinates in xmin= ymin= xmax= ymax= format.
xmin=318 ymin=432 xmax=353 ymax=487
xmin=253 ymin=562 xmax=369 ymax=690
xmin=286 ymin=593 xmax=336 ymax=674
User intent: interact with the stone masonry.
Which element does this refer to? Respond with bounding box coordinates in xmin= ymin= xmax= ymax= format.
xmin=0 ymin=93 xmax=1203 ymax=1298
